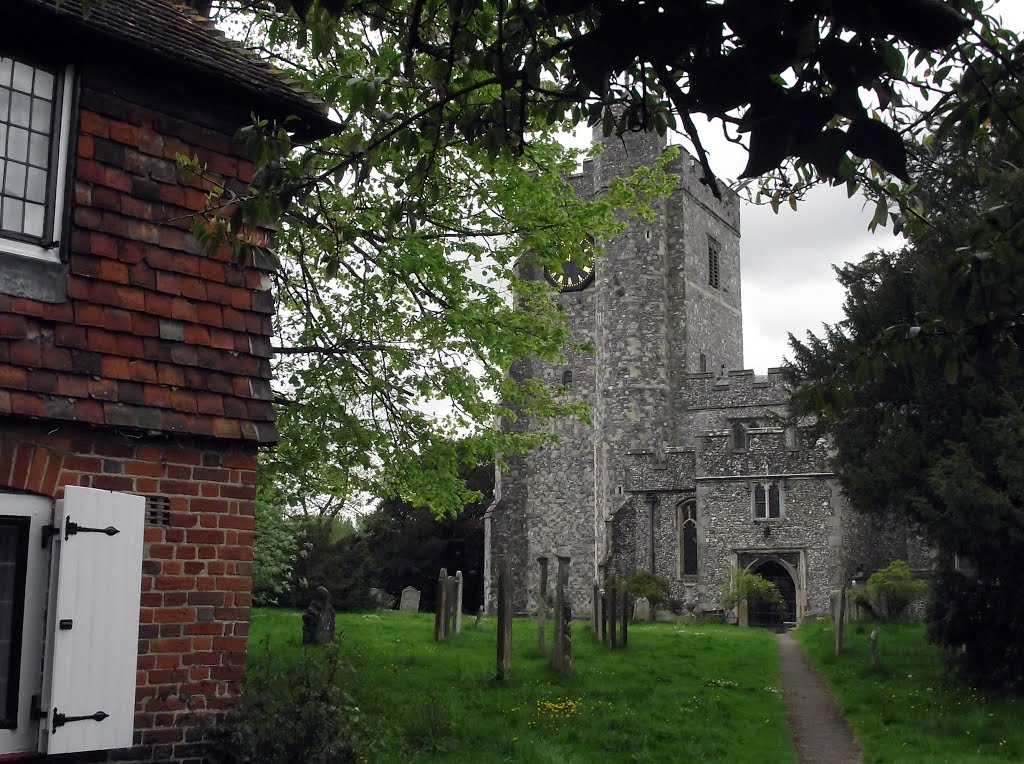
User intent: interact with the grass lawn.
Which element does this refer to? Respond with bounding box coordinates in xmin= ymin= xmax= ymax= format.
xmin=796 ymin=621 xmax=1024 ymax=763
xmin=250 ymin=609 xmax=795 ymax=763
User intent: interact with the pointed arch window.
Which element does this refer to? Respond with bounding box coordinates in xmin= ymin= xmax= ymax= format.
xmin=752 ymin=481 xmax=783 ymax=520
xmin=731 ymin=421 xmax=748 ymax=451
xmin=561 ymin=369 xmax=573 ymax=389
xmin=678 ymin=501 xmax=698 ymax=577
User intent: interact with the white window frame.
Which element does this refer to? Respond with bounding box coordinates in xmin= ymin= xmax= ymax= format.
xmin=0 ymin=57 xmax=75 ymax=264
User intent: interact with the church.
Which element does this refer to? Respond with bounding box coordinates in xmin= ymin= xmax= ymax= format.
xmin=483 ymin=128 xmax=925 ymax=625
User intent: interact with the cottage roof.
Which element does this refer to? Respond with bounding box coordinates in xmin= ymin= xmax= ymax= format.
xmin=12 ymin=0 xmax=336 ymax=139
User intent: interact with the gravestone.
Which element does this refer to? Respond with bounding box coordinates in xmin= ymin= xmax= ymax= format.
xmin=399 ymin=586 xmax=420 ymax=613
xmin=592 ymin=580 xmax=600 ymax=634
xmin=369 ymin=587 xmax=392 ymax=609
xmin=551 ymin=555 xmax=568 ymax=671
xmin=869 ymin=629 xmax=879 ymax=668
xmin=609 ymin=579 xmax=618 ymax=650
xmin=834 ymin=586 xmax=847 ymax=656
xmin=537 ymin=556 xmax=549 ymax=655
xmin=620 ymin=585 xmax=629 ymax=648
xmin=454 ymin=571 xmax=464 ymax=634
xmin=559 ymin=602 xmax=573 ymax=678
xmin=446 ymin=575 xmax=457 ymax=636
xmin=496 ymin=557 xmax=512 ymax=681
xmin=301 ymin=586 xmax=335 ymax=645
xmin=474 ymin=605 xmax=484 ymax=629
xmin=633 ymin=596 xmax=651 ymax=623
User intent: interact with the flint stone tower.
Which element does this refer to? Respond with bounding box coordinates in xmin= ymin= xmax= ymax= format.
xmin=484 ymin=128 xmax=932 ymax=622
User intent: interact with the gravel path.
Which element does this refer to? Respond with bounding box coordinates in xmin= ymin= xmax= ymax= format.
xmin=777 ymin=631 xmax=863 ymax=764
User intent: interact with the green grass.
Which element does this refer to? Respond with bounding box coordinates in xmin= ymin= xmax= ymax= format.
xmin=250 ymin=609 xmax=795 ymax=763
xmin=796 ymin=621 xmax=1024 ymax=763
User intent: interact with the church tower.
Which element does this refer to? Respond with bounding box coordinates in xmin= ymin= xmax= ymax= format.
xmin=484 ymin=128 xmax=742 ymax=614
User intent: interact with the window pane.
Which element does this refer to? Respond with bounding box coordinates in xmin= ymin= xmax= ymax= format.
xmin=23 ymin=202 xmax=44 ymax=237
xmin=3 ymin=161 xmax=25 ymax=196
xmin=0 ymin=88 xmax=8 ymax=122
xmin=754 ymin=484 xmax=766 ymax=518
xmin=32 ymin=68 xmax=54 ymax=98
xmin=28 ymin=131 xmax=48 ymax=168
xmin=25 ymin=166 xmax=45 ymax=203
xmin=0 ymin=59 xmax=11 ymax=88
xmin=769 ymin=483 xmax=781 ymax=518
xmin=683 ymin=523 xmax=697 ymax=575
xmin=6 ymin=126 xmax=27 ymax=161
xmin=10 ymin=61 xmax=33 ymax=93
xmin=9 ymin=91 xmax=29 ymax=128
xmin=30 ymin=98 xmax=51 ymax=132
xmin=1 ymin=197 xmax=23 ymax=231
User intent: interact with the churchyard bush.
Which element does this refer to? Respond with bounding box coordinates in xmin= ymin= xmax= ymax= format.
xmin=625 ymin=569 xmax=671 ymax=609
xmin=721 ymin=570 xmax=785 ymax=615
xmin=852 ymin=560 xmax=927 ymax=622
xmin=205 ymin=638 xmax=360 ymax=763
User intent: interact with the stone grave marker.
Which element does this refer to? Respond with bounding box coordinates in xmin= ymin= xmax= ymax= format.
xmin=435 ymin=567 xmax=448 ymax=642
xmin=537 ymin=556 xmax=549 ymax=655
xmin=633 ymin=596 xmax=651 ymax=623
xmin=399 ymin=586 xmax=420 ymax=613
xmin=368 ymin=587 xmax=392 ymax=610
xmin=301 ymin=586 xmax=335 ymax=645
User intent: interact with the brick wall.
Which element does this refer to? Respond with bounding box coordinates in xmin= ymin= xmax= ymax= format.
xmin=0 ymin=70 xmax=277 ymax=445
xmin=0 ymin=422 xmax=255 ymax=763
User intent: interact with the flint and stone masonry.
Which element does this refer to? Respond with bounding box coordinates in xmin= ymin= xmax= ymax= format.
xmin=485 ymin=128 xmax=926 ymax=622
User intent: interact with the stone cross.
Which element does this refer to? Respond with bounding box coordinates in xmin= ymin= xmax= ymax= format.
xmin=435 ymin=567 xmax=449 ymax=642
xmin=537 ymin=556 xmax=549 ymax=655
xmin=399 ymin=586 xmax=420 ymax=613
xmin=454 ymin=570 xmax=464 ymax=634
xmin=496 ymin=556 xmax=512 ymax=681
xmin=301 ymin=586 xmax=335 ymax=645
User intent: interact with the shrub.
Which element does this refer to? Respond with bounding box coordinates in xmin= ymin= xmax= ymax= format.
xmin=625 ymin=569 xmax=671 ymax=609
xmin=252 ymin=501 xmax=299 ymax=605
xmin=852 ymin=560 xmax=927 ymax=621
xmin=206 ymin=638 xmax=361 ymax=764
xmin=721 ymin=570 xmax=785 ymax=614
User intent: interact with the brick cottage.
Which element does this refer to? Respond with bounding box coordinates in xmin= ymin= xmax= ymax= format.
xmin=0 ymin=2 xmax=332 ymax=761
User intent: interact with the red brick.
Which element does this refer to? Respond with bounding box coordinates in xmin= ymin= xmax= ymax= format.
xmin=215 ymin=577 xmax=251 ymax=592
xmin=148 ymin=544 xmax=174 ymax=559
xmin=79 ymin=110 xmax=110 ymax=138
xmin=77 ymin=134 xmax=95 ymax=159
xmin=109 ymin=120 xmax=140 ymax=146
xmin=155 ymin=576 xmax=195 ymax=590
xmin=153 ymin=607 xmax=194 ymax=623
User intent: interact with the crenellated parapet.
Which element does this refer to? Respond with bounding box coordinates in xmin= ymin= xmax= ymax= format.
xmin=684 ymin=367 xmax=790 ymax=410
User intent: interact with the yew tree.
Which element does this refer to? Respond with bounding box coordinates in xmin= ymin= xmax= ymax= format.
xmin=787 ymin=42 xmax=1024 ymax=689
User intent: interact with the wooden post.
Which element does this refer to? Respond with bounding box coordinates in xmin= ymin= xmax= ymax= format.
xmin=835 ymin=586 xmax=847 ymax=656
xmin=496 ymin=557 xmax=512 ymax=681
xmin=609 ymin=578 xmax=618 ymax=650
xmin=434 ymin=567 xmax=448 ymax=642
xmin=621 ymin=584 xmax=629 ymax=648
xmin=537 ymin=556 xmax=549 ymax=656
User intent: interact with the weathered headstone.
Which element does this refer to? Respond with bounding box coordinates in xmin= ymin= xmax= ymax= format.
xmin=435 ymin=567 xmax=449 ymax=642
xmin=301 ymin=586 xmax=335 ymax=645
xmin=496 ymin=557 xmax=512 ymax=681
xmin=399 ymin=585 xmax=420 ymax=613
xmin=537 ymin=556 xmax=549 ymax=655
xmin=633 ymin=596 xmax=651 ymax=623
xmin=869 ymin=629 xmax=879 ymax=668
xmin=559 ymin=602 xmax=573 ymax=678
xmin=454 ymin=570 xmax=464 ymax=634
xmin=475 ymin=605 xmax=484 ymax=629
xmin=368 ymin=587 xmax=392 ymax=610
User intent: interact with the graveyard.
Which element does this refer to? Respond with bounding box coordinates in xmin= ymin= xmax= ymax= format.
xmin=240 ymin=605 xmax=1024 ymax=764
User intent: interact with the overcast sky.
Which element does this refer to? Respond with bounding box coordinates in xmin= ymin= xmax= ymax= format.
xmin=718 ymin=1 xmax=1023 ymax=373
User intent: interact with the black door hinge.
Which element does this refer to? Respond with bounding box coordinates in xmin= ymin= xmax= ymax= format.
xmin=52 ymin=707 xmax=109 ymax=730
xmin=42 ymin=515 xmax=120 ymax=548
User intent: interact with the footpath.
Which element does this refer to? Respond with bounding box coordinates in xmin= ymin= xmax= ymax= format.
xmin=776 ymin=631 xmax=863 ymax=764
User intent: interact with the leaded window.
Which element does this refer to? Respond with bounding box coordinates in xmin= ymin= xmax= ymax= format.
xmin=679 ymin=502 xmax=697 ymax=577
xmin=753 ymin=481 xmax=783 ymax=520
xmin=0 ymin=57 xmax=60 ymax=242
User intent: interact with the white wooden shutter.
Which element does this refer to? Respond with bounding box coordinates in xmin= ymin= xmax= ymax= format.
xmin=41 ymin=486 xmax=144 ymax=755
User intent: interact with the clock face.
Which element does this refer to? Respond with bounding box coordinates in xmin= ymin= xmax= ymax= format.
xmin=544 ymin=241 xmax=596 ymax=292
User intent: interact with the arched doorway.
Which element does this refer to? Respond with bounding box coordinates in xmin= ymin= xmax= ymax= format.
xmin=748 ymin=560 xmax=797 ymax=628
